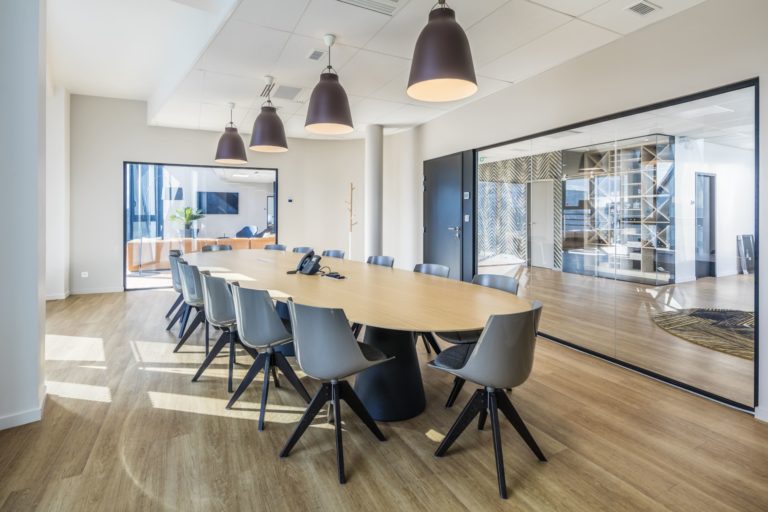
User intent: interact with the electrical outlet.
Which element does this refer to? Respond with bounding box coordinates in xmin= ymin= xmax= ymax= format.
xmin=81 ymin=271 xmax=89 ymax=278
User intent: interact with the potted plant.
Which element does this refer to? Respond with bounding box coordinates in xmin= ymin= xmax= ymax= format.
xmin=169 ymin=207 xmax=205 ymax=238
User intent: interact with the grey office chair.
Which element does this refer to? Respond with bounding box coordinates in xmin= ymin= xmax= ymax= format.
xmin=280 ymin=301 xmax=391 ymax=484
xmin=292 ymin=246 xmax=313 ymax=254
xmin=264 ymin=244 xmax=286 ymax=251
xmin=174 ymin=262 xmax=209 ymax=354
xmin=192 ymin=273 xmax=250 ymax=392
xmin=322 ymin=249 xmax=345 ymax=259
xmin=202 ymin=244 xmax=232 ymax=252
xmin=164 ymin=253 xmax=185 ymax=322
xmin=228 ymin=283 xmax=311 ymax=431
xmin=366 ymin=255 xmax=395 ymax=267
xmin=413 ymin=263 xmax=450 ymax=355
xmin=436 ymin=274 xmax=520 ymax=408
xmin=429 ymin=301 xmax=545 ymax=499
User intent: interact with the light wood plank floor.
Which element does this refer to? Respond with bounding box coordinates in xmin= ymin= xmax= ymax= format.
xmin=1 ymin=290 xmax=767 ymax=511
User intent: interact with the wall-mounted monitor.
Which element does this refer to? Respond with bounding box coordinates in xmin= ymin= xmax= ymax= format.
xmin=197 ymin=191 xmax=239 ymax=214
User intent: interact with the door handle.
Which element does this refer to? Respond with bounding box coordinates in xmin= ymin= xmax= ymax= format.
xmin=447 ymin=226 xmax=461 ymax=239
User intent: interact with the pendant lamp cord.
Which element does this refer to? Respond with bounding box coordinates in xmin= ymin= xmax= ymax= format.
xmin=229 ymin=105 xmax=234 ymax=127
xmin=326 ymin=42 xmax=333 ymax=73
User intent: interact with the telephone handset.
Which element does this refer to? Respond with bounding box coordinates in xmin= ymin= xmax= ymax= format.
xmin=289 ymin=250 xmax=323 ymax=275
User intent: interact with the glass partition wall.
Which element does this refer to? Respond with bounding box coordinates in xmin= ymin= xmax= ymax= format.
xmin=477 ymin=84 xmax=757 ymax=408
xmin=124 ymin=163 xmax=278 ymax=290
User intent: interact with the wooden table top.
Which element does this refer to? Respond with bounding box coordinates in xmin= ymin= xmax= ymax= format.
xmin=184 ymin=249 xmax=533 ymax=332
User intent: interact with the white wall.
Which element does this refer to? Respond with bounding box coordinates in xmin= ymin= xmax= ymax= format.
xmin=69 ymin=95 xmax=364 ymax=294
xmin=675 ymin=139 xmax=755 ymax=282
xmin=45 ymin=85 xmax=70 ymax=300
xmin=0 ymin=0 xmax=46 ymax=430
xmin=383 ymin=0 xmax=768 ymax=419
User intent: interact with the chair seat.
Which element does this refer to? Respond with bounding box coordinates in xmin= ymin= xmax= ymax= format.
xmin=429 ymin=344 xmax=473 ymax=371
xmin=434 ymin=329 xmax=482 ymax=345
xmin=211 ymin=319 xmax=237 ymax=329
xmin=357 ymin=342 xmax=387 ymax=363
xmin=185 ymin=300 xmax=204 ymax=308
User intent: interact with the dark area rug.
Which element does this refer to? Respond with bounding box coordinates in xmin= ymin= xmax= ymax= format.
xmin=652 ymin=308 xmax=754 ymax=360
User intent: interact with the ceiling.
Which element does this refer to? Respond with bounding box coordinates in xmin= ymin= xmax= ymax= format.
xmin=48 ymin=0 xmax=709 ymax=140
xmin=479 ymin=87 xmax=756 ymax=163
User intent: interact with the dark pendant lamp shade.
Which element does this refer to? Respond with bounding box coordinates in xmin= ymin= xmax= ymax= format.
xmin=305 ymin=34 xmax=354 ymax=135
xmin=407 ymin=4 xmax=478 ymax=103
xmin=215 ymin=103 xmax=247 ymax=164
xmin=250 ymin=104 xmax=288 ymax=153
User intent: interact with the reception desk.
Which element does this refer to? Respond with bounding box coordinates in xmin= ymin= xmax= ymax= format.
xmin=126 ymin=236 xmax=276 ymax=272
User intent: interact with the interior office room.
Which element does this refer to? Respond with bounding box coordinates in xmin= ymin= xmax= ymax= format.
xmin=1 ymin=0 xmax=768 ymax=510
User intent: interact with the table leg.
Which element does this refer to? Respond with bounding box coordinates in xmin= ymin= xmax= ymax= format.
xmin=354 ymin=326 xmax=426 ymax=421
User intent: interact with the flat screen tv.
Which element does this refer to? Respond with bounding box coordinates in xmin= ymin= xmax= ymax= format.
xmin=197 ymin=192 xmax=239 ymax=215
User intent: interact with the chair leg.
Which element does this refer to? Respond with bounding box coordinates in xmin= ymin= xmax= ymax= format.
xmin=331 ymin=382 xmax=346 ymax=484
xmin=271 ymin=365 xmax=281 ymax=389
xmin=478 ymin=406 xmax=487 ymax=431
xmin=420 ymin=334 xmax=431 ymax=354
xmin=445 ymin=377 xmax=466 ymax=408
xmin=228 ymin=332 xmax=236 ymax=393
xmin=173 ymin=310 xmax=204 ymax=352
xmin=351 ymin=323 xmax=362 ymax=339
xmin=280 ymin=383 xmax=331 ymax=457
xmin=165 ymin=294 xmax=183 ymax=319
xmin=339 ymin=381 xmax=385 ymax=441
xmin=226 ymin=352 xmax=267 ymax=409
xmin=166 ymin=303 xmax=185 ymax=331
xmin=177 ymin=304 xmax=191 ymax=338
xmin=496 ymin=390 xmax=547 ymax=462
xmin=435 ymin=389 xmax=486 ymax=457
xmin=273 ymin=352 xmax=311 ymax=403
xmin=191 ymin=332 xmax=229 ymax=382
xmin=258 ymin=354 xmax=272 ymax=431
xmin=205 ymin=320 xmax=210 ymax=356
xmin=488 ymin=390 xmax=507 ymax=499
xmin=423 ymin=332 xmax=442 ymax=355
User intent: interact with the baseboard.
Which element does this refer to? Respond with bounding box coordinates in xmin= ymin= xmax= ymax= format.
xmin=755 ymin=405 xmax=768 ymax=423
xmin=70 ymin=286 xmax=124 ymax=295
xmin=0 ymin=391 xmax=46 ymax=431
xmin=46 ymin=291 xmax=70 ymax=301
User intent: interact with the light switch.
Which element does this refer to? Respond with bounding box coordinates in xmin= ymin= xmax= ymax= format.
xmin=463 ymin=192 xmax=470 ymax=200
xmin=464 ymin=214 xmax=470 ymax=222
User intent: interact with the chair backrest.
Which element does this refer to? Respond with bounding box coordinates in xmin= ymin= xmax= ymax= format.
xmin=472 ymin=273 xmax=519 ymax=295
xmin=169 ymin=255 xmax=184 ymax=293
xmin=322 ymin=249 xmax=345 ymax=259
xmin=200 ymin=272 xmax=236 ymax=327
xmin=292 ymin=246 xmax=313 ymax=254
xmin=178 ymin=262 xmax=204 ymax=305
xmin=264 ymin=244 xmax=286 ymax=251
xmin=367 ymin=255 xmax=394 ymax=268
xmin=287 ymin=300 xmax=372 ymax=381
xmin=236 ymin=225 xmax=258 ymax=238
xmin=414 ymin=263 xmax=450 ymax=278
xmin=459 ymin=302 xmax=543 ymax=390
xmin=230 ymin=283 xmax=291 ymax=349
xmin=202 ymin=244 xmax=232 ymax=252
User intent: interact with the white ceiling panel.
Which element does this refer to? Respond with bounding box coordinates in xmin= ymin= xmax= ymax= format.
xmin=199 ymin=102 xmax=252 ymax=132
xmin=200 ymin=72 xmax=262 ymax=109
xmin=232 ymin=0 xmax=310 ymax=31
xmin=337 ymin=50 xmax=411 ymax=97
xmin=581 ymin=0 xmax=707 ymax=35
xmin=351 ymin=97 xmax=407 ymax=124
xmin=173 ymin=69 xmax=207 ymax=103
xmin=293 ymin=0 xmax=394 ymax=48
xmin=151 ymin=98 xmax=202 ymax=129
xmin=528 ymin=0 xmax=611 ymax=17
xmin=270 ymin=34 xmax=358 ymax=90
xmin=467 ymin=0 xmax=570 ymax=67
xmin=379 ymin=103 xmax=444 ymax=126
xmin=198 ymin=21 xmax=289 ymax=77
xmin=479 ymin=19 xmax=618 ymax=82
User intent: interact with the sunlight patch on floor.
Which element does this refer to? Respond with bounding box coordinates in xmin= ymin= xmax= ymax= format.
xmin=45 ymin=335 xmax=105 ymax=362
xmin=130 ymin=340 xmax=207 ymax=365
xmin=147 ymin=391 xmax=306 ymax=423
xmin=425 ymin=429 xmax=445 ymax=443
xmin=47 ymin=380 xmax=112 ymax=403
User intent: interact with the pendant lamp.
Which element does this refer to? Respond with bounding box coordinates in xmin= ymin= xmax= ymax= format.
xmin=407 ymin=0 xmax=478 ymax=102
xmin=215 ymin=103 xmax=248 ymax=164
xmin=250 ymin=76 xmax=288 ymax=153
xmin=305 ymin=34 xmax=354 ymax=135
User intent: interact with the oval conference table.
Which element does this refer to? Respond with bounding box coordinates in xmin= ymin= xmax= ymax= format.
xmin=185 ymin=249 xmax=534 ymax=421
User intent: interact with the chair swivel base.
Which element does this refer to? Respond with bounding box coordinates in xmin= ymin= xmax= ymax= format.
xmin=226 ymin=349 xmax=311 ymax=431
xmin=280 ymin=380 xmax=386 ymax=484
xmin=435 ymin=387 xmax=547 ymax=499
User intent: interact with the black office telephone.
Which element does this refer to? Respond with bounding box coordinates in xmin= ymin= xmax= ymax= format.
xmin=291 ymin=250 xmax=322 ymax=275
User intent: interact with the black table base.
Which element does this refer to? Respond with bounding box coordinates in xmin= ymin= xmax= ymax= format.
xmin=354 ymin=326 xmax=426 ymax=421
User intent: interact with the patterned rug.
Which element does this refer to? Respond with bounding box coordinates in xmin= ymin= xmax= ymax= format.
xmin=652 ymin=308 xmax=754 ymax=360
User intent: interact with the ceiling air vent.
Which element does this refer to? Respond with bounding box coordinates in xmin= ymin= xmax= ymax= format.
xmin=307 ymin=49 xmax=326 ymax=61
xmin=626 ymin=1 xmax=660 ymax=16
xmin=259 ymin=81 xmax=276 ymax=99
xmin=337 ymin=0 xmax=400 ymax=16
xmin=272 ymin=85 xmax=303 ymax=101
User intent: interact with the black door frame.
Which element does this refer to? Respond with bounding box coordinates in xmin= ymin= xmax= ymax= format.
xmin=469 ymin=78 xmax=759 ymax=412
xmin=695 ymin=172 xmax=717 ymax=278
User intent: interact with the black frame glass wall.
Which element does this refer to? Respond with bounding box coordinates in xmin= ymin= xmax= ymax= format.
xmin=122 ymin=162 xmax=279 ymax=291
xmin=474 ymin=79 xmax=759 ymax=411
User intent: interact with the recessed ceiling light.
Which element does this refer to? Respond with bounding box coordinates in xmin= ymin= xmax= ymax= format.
xmin=679 ymin=105 xmax=734 ymax=119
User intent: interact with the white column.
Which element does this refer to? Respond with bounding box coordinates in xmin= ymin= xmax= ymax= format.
xmin=46 ymin=87 xmax=70 ymax=300
xmin=0 ymin=0 xmax=47 ymax=430
xmin=364 ymin=124 xmax=384 ymax=258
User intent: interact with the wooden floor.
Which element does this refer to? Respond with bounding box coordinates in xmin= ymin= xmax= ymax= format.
xmin=1 ymin=290 xmax=768 ymax=511
xmin=482 ymin=265 xmax=754 ymax=406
